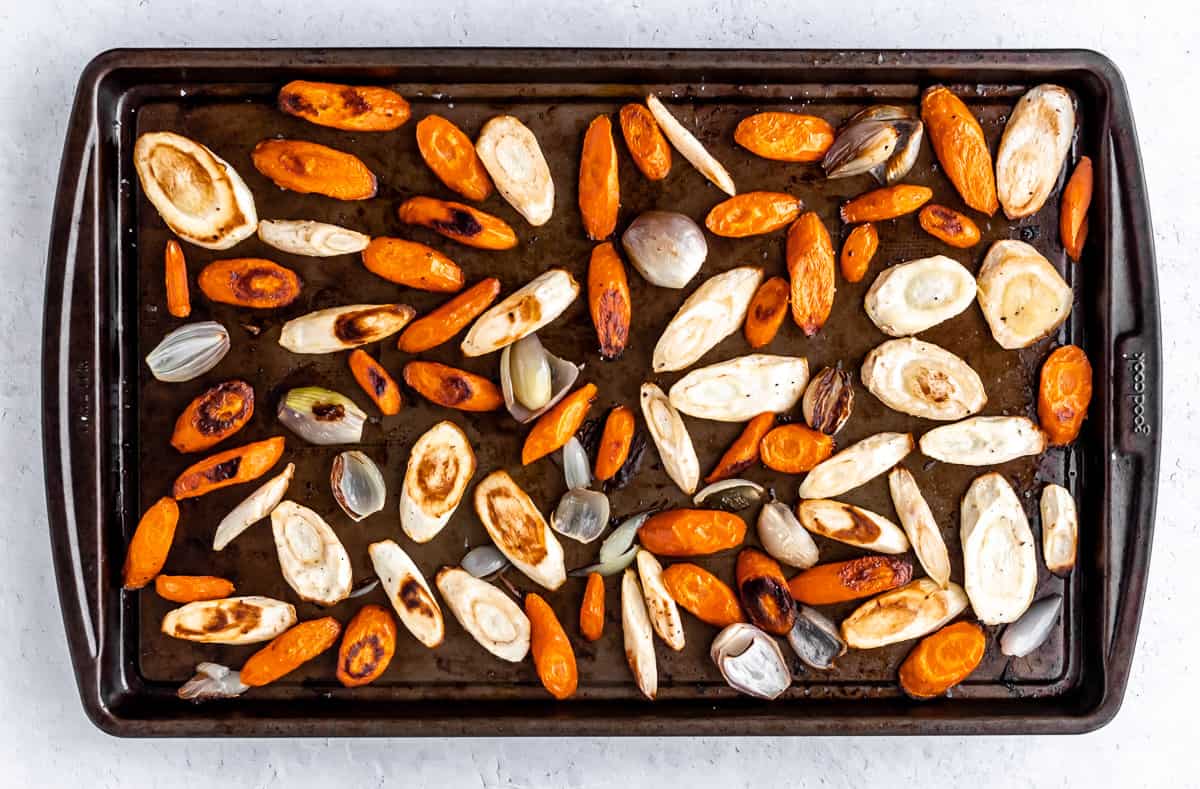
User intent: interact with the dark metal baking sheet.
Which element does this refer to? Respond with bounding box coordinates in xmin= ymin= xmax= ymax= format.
xmin=42 ymin=48 xmax=1159 ymax=736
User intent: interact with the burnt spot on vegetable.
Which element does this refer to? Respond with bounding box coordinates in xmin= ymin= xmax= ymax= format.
xmin=399 ymin=578 xmax=439 ymax=619
xmin=194 ymin=381 xmax=254 ymax=435
xmin=204 ymin=456 xmax=242 ymax=483
xmin=740 ymin=576 xmax=795 ymax=632
xmin=339 ymin=87 xmax=371 ymax=117
xmin=341 ymin=634 xmax=385 ymax=679
xmin=279 ymin=90 xmax=316 ymax=118
xmin=433 ymin=208 xmax=483 ymax=239
xmin=436 ymin=375 xmax=474 ymax=406
xmin=312 ymin=403 xmax=345 ymax=421
xmin=366 ymin=367 xmax=388 ymax=397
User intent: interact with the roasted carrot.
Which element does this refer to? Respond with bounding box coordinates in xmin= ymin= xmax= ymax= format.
xmin=170 ymin=380 xmax=255 ymax=454
xmin=415 ymin=114 xmax=494 ymax=201
xmin=787 ymin=555 xmax=913 ymax=605
xmin=402 ymin=361 xmax=503 ymax=412
xmin=251 ymin=139 xmax=377 ymax=200
xmin=396 ymin=196 xmax=517 ymax=250
xmin=921 ymin=86 xmax=998 ymax=215
xmin=580 ymin=572 xmax=606 ymax=641
xmin=348 ymin=349 xmax=403 ymax=416
xmin=839 ymin=223 xmax=879 ymax=283
xmin=736 ymin=548 xmax=796 ymax=636
xmin=594 ymin=406 xmax=635 ymax=482
xmin=705 ymin=412 xmax=775 ymax=483
xmin=840 ymin=184 xmax=933 ymax=224
xmin=1038 ymin=345 xmax=1093 ymax=446
xmin=579 ymin=115 xmax=620 ymax=241
xmin=154 ymin=574 xmax=235 ymax=603
xmin=172 ymin=436 xmax=286 ymax=500
xmin=522 ymin=383 xmax=598 ymax=465
xmin=734 ymin=112 xmax=834 ymax=162
xmin=396 ymin=278 xmax=501 ymax=353
xmin=618 ymin=103 xmax=671 ymax=181
xmin=661 ymin=563 xmax=744 ymax=628
xmin=705 ymin=192 xmax=802 ymax=238
xmin=121 ymin=497 xmax=179 ymax=589
xmin=361 ymin=237 xmax=465 ymax=292
xmin=785 ymin=213 xmax=835 ymax=336
xmin=587 ymin=241 xmax=631 ymax=360
xmin=336 ymin=604 xmax=398 ymax=688
xmin=638 ymin=509 xmax=747 ymax=556
xmin=918 ymin=205 xmax=981 ymax=248
xmin=898 ymin=621 xmax=986 ymax=699
xmin=164 ymin=240 xmax=190 ymax=318
xmin=1061 ymin=156 xmax=1093 ymax=262
xmin=743 ymin=278 xmax=789 ymax=350
xmin=526 ymin=593 xmax=578 ymax=700
xmin=240 ymin=617 xmax=342 ymax=687
xmin=197 ymin=258 xmax=302 ymax=309
xmin=278 ymin=80 xmax=410 ymax=132
xmin=760 ymin=423 xmax=834 ymax=473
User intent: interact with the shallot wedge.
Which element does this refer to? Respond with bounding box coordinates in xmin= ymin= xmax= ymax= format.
xmin=787 ymin=606 xmax=847 ymax=671
xmin=145 ymin=321 xmax=230 ymax=383
xmin=797 ymin=432 xmax=913 ymax=499
xmin=1041 ymin=483 xmax=1078 ymax=576
xmin=400 ymin=421 xmax=476 ymax=543
xmin=863 ymin=255 xmax=976 ymax=337
xmin=919 ymin=416 xmax=1047 ymax=466
xmin=270 ymin=501 xmax=352 ymax=606
xmin=461 ymin=269 xmax=580 ymax=357
xmin=621 ymin=568 xmax=658 ymax=699
xmin=646 ymin=95 xmax=736 ymax=196
xmin=652 ymin=266 xmax=763 ymax=372
xmin=621 ymin=210 xmax=707 ymax=289
xmin=668 ymin=355 xmax=809 ymax=423
xmin=499 ymin=334 xmax=582 ymax=423
xmin=257 ymin=219 xmax=369 ymax=257
xmin=757 ymin=499 xmax=819 ymax=569
xmin=822 ymin=105 xmax=924 ymax=184
xmin=177 ymin=662 xmax=250 ymax=702
xmin=977 ymin=241 xmax=1072 ymax=350
xmin=279 ymin=304 xmax=416 ymax=354
xmin=840 ymin=579 xmax=969 ymax=649
xmin=1000 ymin=594 xmax=1063 ymax=657
xmin=436 ymin=567 xmax=531 ymax=662
xmin=161 ymin=596 xmax=296 ymax=645
xmin=887 ymin=467 xmax=952 ymax=588
xmin=636 ymin=551 xmax=686 ymax=651
xmin=861 ymin=338 xmax=986 ymax=421
xmin=710 ymin=623 xmax=792 ymax=700
xmin=796 ymin=500 xmax=911 ymax=554
xmin=474 ymin=115 xmax=555 ymax=226
xmin=212 ymin=462 xmax=294 ymax=550
xmin=640 ymin=383 xmax=700 ymax=495
xmin=473 ymin=470 xmax=566 ymax=590
xmin=961 ymin=473 xmax=1038 ymax=625
xmin=369 ymin=539 xmax=445 ymax=647
xmin=996 ymin=84 xmax=1075 ymax=219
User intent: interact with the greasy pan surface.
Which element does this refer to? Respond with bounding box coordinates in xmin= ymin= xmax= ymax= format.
xmin=44 ymin=49 xmax=1160 ymax=736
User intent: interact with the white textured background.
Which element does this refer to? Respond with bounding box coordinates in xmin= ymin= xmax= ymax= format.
xmin=1 ymin=1 xmax=1192 ymax=786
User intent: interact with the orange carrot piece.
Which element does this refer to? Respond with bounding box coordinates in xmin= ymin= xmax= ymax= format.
xmin=415 ymin=114 xmax=494 ymax=201
xmin=170 ymin=380 xmax=255 ymax=454
xmin=526 ymin=593 xmax=579 ymax=700
xmin=786 ymin=212 xmax=836 ymax=336
xmin=743 ymin=278 xmax=790 ymax=349
xmin=164 ymin=240 xmax=190 ymax=318
xmin=918 ymin=205 xmax=981 ymax=248
xmin=661 ymin=563 xmax=744 ymax=627
xmin=587 ymin=242 xmax=632 ymax=360
xmin=898 ymin=621 xmax=986 ymax=699
xmin=1060 ymin=156 xmax=1093 ymax=262
xmin=278 ymin=80 xmax=410 ymax=132
xmin=172 ymin=436 xmax=286 ymax=500
xmin=1038 ymin=345 xmax=1093 ymax=446
xmin=361 ymin=237 xmax=465 ymax=293
xmin=396 ymin=278 xmax=501 ymax=353
xmin=840 ymin=184 xmax=933 ymax=224
xmin=402 ymin=361 xmax=503 ymax=412
xmin=921 ymin=86 xmax=998 ymax=215
xmin=121 ymin=497 xmax=179 ymax=589
xmin=638 ymin=509 xmax=747 ymax=557
xmin=705 ymin=412 xmax=775 ymax=483
xmin=240 ymin=617 xmax=342 ymax=687
xmin=787 ymin=556 xmax=913 ymax=605
xmin=760 ymin=423 xmax=835 ymax=473
xmin=579 ymin=115 xmax=620 ymax=241
xmin=840 ymin=223 xmax=879 ymax=283
xmin=521 ymin=384 xmax=598 ymax=465
xmin=580 ymin=572 xmax=605 ymax=642
xmin=251 ymin=139 xmax=377 ymax=200
xmin=736 ymin=548 xmax=796 ymax=635
xmin=197 ymin=258 xmax=302 ymax=309
xmin=734 ymin=112 xmax=834 ymax=162
xmin=397 ymin=196 xmax=517 ymax=250
xmin=594 ymin=405 xmax=635 ymax=482
xmin=705 ymin=192 xmax=802 ymax=238
xmin=154 ymin=574 xmax=235 ymax=603
xmin=618 ymin=103 xmax=671 ymax=180
xmin=348 ymin=349 xmax=403 ymax=416
xmin=336 ymin=604 xmax=398 ymax=688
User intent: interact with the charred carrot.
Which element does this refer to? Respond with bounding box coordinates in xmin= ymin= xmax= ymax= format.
xmin=279 ymin=80 xmax=410 ymax=132
xmin=840 ymin=184 xmax=932 ymax=224
xmin=416 ymin=115 xmax=494 ymax=201
xmin=587 ymin=242 xmax=631 ymax=360
xmin=919 ymin=205 xmax=981 ymax=248
xmin=705 ymin=192 xmax=802 ymax=238
xmin=898 ymin=621 xmax=986 ymax=699
xmin=788 ymin=556 xmax=913 ymax=605
xmin=638 ymin=509 xmax=747 ymax=557
xmin=522 ymin=384 xmax=598 ymax=465
xmin=921 ymin=86 xmax=998 ymax=215
xmin=743 ymin=278 xmax=789 ymax=350
xmin=121 ymin=497 xmax=179 ymax=589
xmin=348 ymin=350 xmax=403 ymax=415
xmin=396 ymin=278 xmax=501 ymax=353
xmin=661 ymin=563 xmax=744 ymax=627
xmin=361 ymin=237 xmax=465 ymax=293
xmin=526 ymin=593 xmax=578 ymax=700
xmin=170 ymin=380 xmax=254 ymax=454
xmin=736 ymin=548 xmax=796 ymax=636
xmin=786 ymin=212 xmax=836 ymax=336
xmin=594 ymin=405 xmax=635 ymax=482
xmin=734 ymin=112 xmax=834 ymax=162
xmin=197 ymin=258 xmax=302 ymax=309
xmin=336 ymin=604 xmax=398 ymax=688
xmin=164 ymin=240 xmax=190 ymax=317
xmin=760 ymin=423 xmax=834 ymax=473
xmin=1038 ymin=345 xmax=1093 ymax=446
xmin=402 ymin=361 xmax=503 ymax=412
xmin=240 ymin=617 xmax=342 ymax=687
xmin=251 ymin=139 xmax=377 ymax=200
xmin=839 ymin=223 xmax=879 ymax=283
xmin=705 ymin=412 xmax=775 ymax=483
xmin=397 ymin=196 xmax=517 ymax=250
xmin=154 ymin=574 xmax=235 ymax=603
xmin=172 ymin=436 xmax=286 ymax=500
xmin=579 ymin=115 xmax=620 ymax=240
xmin=1060 ymin=156 xmax=1093 ymax=262
xmin=580 ymin=572 xmax=605 ymax=641
xmin=619 ymin=103 xmax=671 ymax=181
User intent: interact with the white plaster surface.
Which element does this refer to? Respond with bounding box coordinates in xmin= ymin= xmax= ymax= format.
xmin=0 ymin=1 xmax=1194 ymax=785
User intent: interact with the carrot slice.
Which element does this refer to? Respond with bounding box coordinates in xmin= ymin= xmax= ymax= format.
xmin=918 ymin=205 xmax=981 ymax=248
xmin=348 ymin=349 xmax=403 ymax=416
xmin=661 ymin=563 xmax=744 ymax=627
xmin=251 ymin=139 xmax=377 ymax=200
xmin=705 ymin=412 xmax=775 ymax=483
xmin=361 ymin=237 xmax=465 ymax=293
xmin=154 ymin=574 xmax=235 ymax=603
xmin=172 ymin=436 xmax=286 ymax=500
xmin=121 ymin=497 xmax=179 ymax=589
xmin=736 ymin=548 xmax=796 ymax=635
xmin=240 ymin=617 xmax=342 ymax=687
xmin=705 ymin=192 xmax=802 ymax=238
xmin=579 ymin=115 xmax=620 ymax=241
xmin=1038 ymin=344 xmax=1093 ymax=446
xmin=840 ymin=184 xmax=933 ymax=224
xmin=587 ymin=242 xmax=632 ymax=360
xmin=396 ymin=278 xmax=501 ymax=353
xmin=197 ymin=258 xmax=302 ymax=309
xmin=526 ymin=593 xmax=579 ymax=700
xmin=170 ymin=380 xmax=255 ymax=453
xmin=898 ymin=621 xmax=986 ymax=699
xmin=279 ymin=80 xmax=410 ymax=132
xmin=1061 ymin=156 xmax=1093 ymax=262
xmin=638 ymin=509 xmax=747 ymax=556
xmin=618 ymin=103 xmax=671 ymax=181
xmin=336 ymin=604 xmax=398 ymax=688
xmin=521 ymin=384 xmax=598 ymax=465
xmin=402 ymin=361 xmax=503 ymax=412
xmin=741 ymin=278 xmax=789 ymax=350
xmin=594 ymin=406 xmax=635 ymax=482
xmin=164 ymin=240 xmax=190 ymax=318
xmin=397 ymin=196 xmax=517 ymax=250
xmin=787 ymin=556 xmax=913 ymax=605
xmin=921 ymin=86 xmax=998 ymax=215
xmin=734 ymin=112 xmax=834 ymax=162
xmin=786 ymin=213 xmax=835 ymax=336
xmin=840 ymin=223 xmax=879 ymax=283
xmin=580 ymin=572 xmax=605 ymax=641
xmin=416 ymin=115 xmax=494 ymax=201
xmin=760 ymin=423 xmax=834 ymax=473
